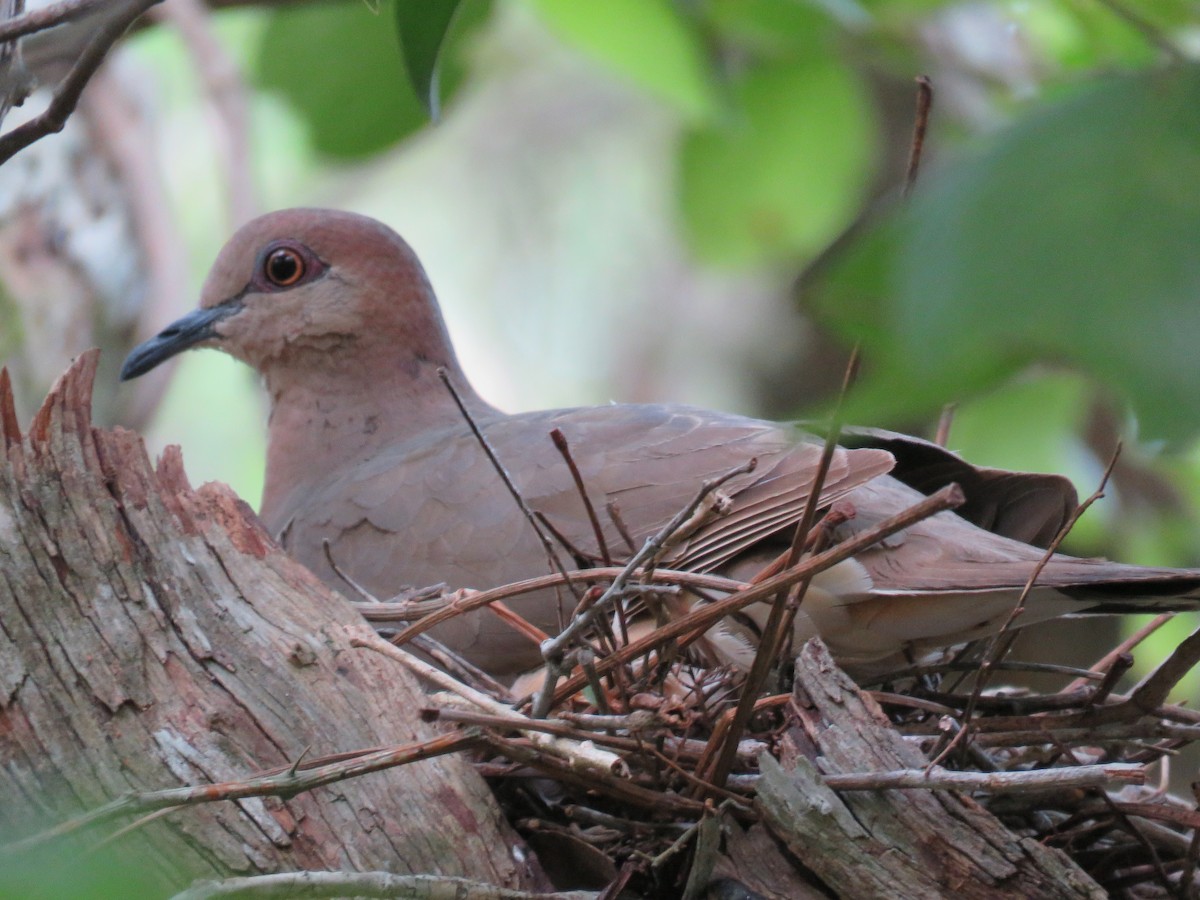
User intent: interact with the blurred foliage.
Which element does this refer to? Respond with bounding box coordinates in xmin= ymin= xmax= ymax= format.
xmin=0 ymin=832 xmax=164 ymax=900
xmin=817 ymin=64 xmax=1200 ymax=444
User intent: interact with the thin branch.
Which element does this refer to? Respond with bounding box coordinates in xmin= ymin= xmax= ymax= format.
xmin=903 ymin=75 xmax=933 ymax=197
xmin=351 ymin=626 xmax=626 ymax=776
xmin=0 ymin=0 xmax=163 ymax=166
xmin=385 ymin=566 xmax=747 ymax=634
xmin=547 ymin=484 xmax=965 ymax=709
xmin=1064 ymin=613 xmax=1173 ymax=693
xmin=1 ymin=731 xmax=479 ymax=854
xmin=531 ymin=458 xmax=756 ymax=718
xmin=438 ymin=368 xmax=580 ymax=609
xmin=933 ymin=445 xmax=1122 ymax=766
xmin=550 ymin=427 xmax=612 ymax=565
xmin=171 ymin=871 xmax=599 ymax=900
xmin=0 ymin=0 xmax=105 ymax=42
xmin=821 ymin=762 xmax=1144 ymax=793
xmin=705 ymin=347 xmax=859 ymax=791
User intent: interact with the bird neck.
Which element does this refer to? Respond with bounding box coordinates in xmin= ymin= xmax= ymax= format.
xmin=257 ymin=356 xmax=494 ymax=536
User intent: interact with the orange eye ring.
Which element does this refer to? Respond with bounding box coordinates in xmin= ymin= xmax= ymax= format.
xmin=264 ymin=247 xmax=305 ymax=286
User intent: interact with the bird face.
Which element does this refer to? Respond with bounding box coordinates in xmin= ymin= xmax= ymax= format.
xmin=120 ymin=209 xmax=438 ymax=381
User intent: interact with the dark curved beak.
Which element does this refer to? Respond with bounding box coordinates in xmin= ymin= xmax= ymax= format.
xmin=120 ymin=301 xmax=243 ymax=381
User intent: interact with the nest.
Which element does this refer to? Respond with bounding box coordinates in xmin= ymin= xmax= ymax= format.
xmin=353 ymin=476 xmax=1200 ymax=899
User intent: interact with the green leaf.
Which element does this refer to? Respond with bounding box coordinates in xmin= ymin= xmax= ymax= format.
xmin=527 ymin=0 xmax=715 ymax=122
xmin=255 ymin=1 xmax=424 ymax=159
xmin=817 ymin=65 xmax=1200 ymax=442
xmin=679 ymin=54 xmax=877 ymax=266
xmin=395 ymin=0 xmax=463 ymax=120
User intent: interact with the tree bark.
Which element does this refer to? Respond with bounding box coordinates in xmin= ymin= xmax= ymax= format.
xmin=759 ymin=638 xmax=1106 ymax=899
xmin=0 ymin=350 xmax=547 ymax=894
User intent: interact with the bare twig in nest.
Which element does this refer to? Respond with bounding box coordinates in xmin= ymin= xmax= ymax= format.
xmin=550 ymin=427 xmax=612 ymax=566
xmin=350 ymin=626 xmax=625 ymax=777
xmin=385 ymin=567 xmax=746 ymax=634
xmin=171 ymin=871 xmax=599 ymax=900
xmin=1064 ymin=613 xmax=1174 ymax=693
xmin=532 ymin=458 xmax=757 ymax=718
xmin=821 ymin=762 xmax=1144 ymax=793
xmin=0 ymin=0 xmax=163 ymax=165
xmin=932 ymin=446 xmax=1122 ymax=767
xmin=439 ymin=369 xmax=580 ymax=624
xmin=0 ymin=0 xmax=107 ymax=42
xmin=547 ymin=484 xmax=965 ymax=710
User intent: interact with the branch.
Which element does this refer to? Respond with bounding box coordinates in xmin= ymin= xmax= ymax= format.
xmin=1 ymin=731 xmax=478 ymax=854
xmin=0 ymin=0 xmax=106 ymax=42
xmin=0 ymin=0 xmax=163 ymax=166
xmin=171 ymin=871 xmax=599 ymax=900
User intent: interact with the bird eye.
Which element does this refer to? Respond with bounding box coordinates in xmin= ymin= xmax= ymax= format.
xmin=264 ymin=247 xmax=305 ymax=287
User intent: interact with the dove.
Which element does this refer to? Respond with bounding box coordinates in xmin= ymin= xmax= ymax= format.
xmin=121 ymin=209 xmax=1200 ymax=677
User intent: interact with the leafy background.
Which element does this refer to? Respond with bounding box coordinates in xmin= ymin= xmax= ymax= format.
xmin=126 ymin=0 xmax=1199 ymax=671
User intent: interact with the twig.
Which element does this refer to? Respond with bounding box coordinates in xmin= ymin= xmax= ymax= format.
xmin=934 ymin=402 xmax=956 ymax=447
xmin=438 ymin=368 xmax=579 ymax=607
xmin=385 ymin=567 xmax=747 ymax=634
xmin=322 ymin=540 xmax=510 ymax=695
xmin=0 ymin=731 xmax=478 ymax=854
xmin=606 ymin=500 xmax=637 ymax=554
xmin=933 ymin=445 xmax=1122 ymax=766
xmin=902 ymin=75 xmax=933 ymax=197
xmin=350 ymin=626 xmax=625 ymax=776
xmin=0 ymin=0 xmax=105 ymax=42
xmin=820 ymin=762 xmax=1144 ymax=793
xmin=0 ymin=0 xmax=162 ymax=165
xmin=548 ymin=484 xmax=965 ymax=708
xmin=1093 ymin=0 xmax=1184 ymax=61
xmin=551 ymin=427 xmax=612 ymax=565
xmin=532 ymin=458 xmax=757 ymax=718
xmin=170 ymin=871 xmax=599 ymax=900
xmin=1064 ymin=613 xmax=1173 ymax=693
xmin=705 ymin=348 xmax=859 ymax=791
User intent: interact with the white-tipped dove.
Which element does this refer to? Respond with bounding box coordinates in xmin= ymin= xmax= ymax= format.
xmin=121 ymin=209 xmax=1200 ymax=677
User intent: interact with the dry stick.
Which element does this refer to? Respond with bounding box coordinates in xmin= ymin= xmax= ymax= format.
xmin=320 ymin=540 xmax=511 ymax=697
xmin=1088 ymin=652 xmax=1134 ymax=708
xmin=1181 ymin=784 xmax=1200 ymax=898
xmin=822 ymin=762 xmax=1143 ymax=793
xmin=0 ymin=0 xmax=162 ymax=165
xmin=1064 ymin=613 xmax=1173 ymax=693
xmin=902 ymin=75 xmax=934 ymax=197
xmin=531 ymin=458 xmax=758 ymax=719
xmin=171 ymin=871 xmax=598 ymax=900
xmin=480 ymin=732 xmax=708 ymax=817
xmin=548 ymin=484 xmax=965 ymax=709
xmin=0 ymin=731 xmax=479 ymax=855
xmin=350 ymin=627 xmax=625 ymax=776
xmin=386 ymin=567 xmax=747 ymax=633
xmin=606 ymin=500 xmax=638 ymax=554
xmin=703 ymin=348 xmax=860 ymax=792
xmin=0 ymin=0 xmax=106 ymax=41
xmin=930 ymin=446 xmax=1122 ymax=768
xmin=550 ymin=427 xmax=612 ymax=566
xmin=438 ymin=368 xmax=581 ymax=619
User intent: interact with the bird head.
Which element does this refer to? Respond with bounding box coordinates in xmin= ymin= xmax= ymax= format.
xmin=120 ymin=208 xmax=456 ymax=382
